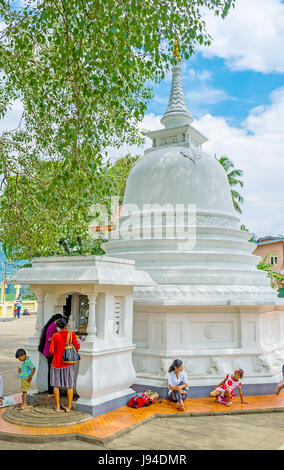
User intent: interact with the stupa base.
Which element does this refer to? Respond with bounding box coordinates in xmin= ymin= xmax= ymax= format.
xmin=132 ymin=375 xmax=281 ymax=399
xmin=132 ymin=294 xmax=284 ymax=396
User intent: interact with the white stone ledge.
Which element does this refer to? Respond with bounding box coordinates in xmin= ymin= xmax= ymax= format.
xmin=79 ymin=345 xmax=136 ymax=357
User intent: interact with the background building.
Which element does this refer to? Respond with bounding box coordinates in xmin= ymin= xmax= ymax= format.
xmin=253 ymin=236 xmax=284 ymax=276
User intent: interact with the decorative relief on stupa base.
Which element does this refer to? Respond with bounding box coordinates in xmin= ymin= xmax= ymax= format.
xmin=117 ymin=213 xmax=238 ymax=236
xmin=207 ymin=357 xmax=226 ymax=376
xmin=253 ymin=351 xmax=284 ymax=374
xmin=195 ymin=215 xmax=237 ymax=228
xmin=205 ymin=325 xmax=217 ymax=339
xmin=160 ymin=358 xmax=172 ymax=377
xmin=138 ymin=358 xmax=152 ymax=372
xmin=133 ymin=352 xmax=281 ymax=380
xmin=254 ymin=355 xmax=272 ymax=373
xmin=185 ymin=360 xmax=195 ymax=374
xmin=134 ymin=284 xmax=276 ymax=304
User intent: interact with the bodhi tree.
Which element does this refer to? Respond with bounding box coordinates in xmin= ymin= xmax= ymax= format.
xmin=107 ymin=154 xmax=140 ymax=206
xmin=0 ymin=0 xmax=235 ymax=261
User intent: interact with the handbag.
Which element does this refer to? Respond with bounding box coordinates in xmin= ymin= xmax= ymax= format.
xmin=143 ymin=389 xmax=162 ymax=403
xmin=62 ymin=331 xmax=80 ymax=364
xmin=128 ymin=394 xmax=153 ymax=408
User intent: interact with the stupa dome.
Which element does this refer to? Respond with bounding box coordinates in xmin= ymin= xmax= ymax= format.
xmin=122 ymin=146 xmax=235 ymax=218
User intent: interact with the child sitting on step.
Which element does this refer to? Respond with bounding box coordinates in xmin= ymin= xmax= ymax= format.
xmin=0 ymin=375 xmax=3 ymax=406
xmin=209 ymin=369 xmax=248 ymax=406
xmin=275 ymin=365 xmax=284 ymax=395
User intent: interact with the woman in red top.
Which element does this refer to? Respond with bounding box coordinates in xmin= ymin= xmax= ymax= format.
xmin=49 ymin=317 xmax=80 ymax=412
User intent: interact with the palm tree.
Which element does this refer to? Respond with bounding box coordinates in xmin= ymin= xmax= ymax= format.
xmin=215 ymin=155 xmax=244 ymax=213
xmin=257 ymin=253 xmax=284 ymax=291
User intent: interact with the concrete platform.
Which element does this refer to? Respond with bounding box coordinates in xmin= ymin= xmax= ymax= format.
xmin=0 ymin=392 xmax=283 ymax=446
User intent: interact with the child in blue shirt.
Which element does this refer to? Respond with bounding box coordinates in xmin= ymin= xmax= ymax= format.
xmin=15 ymin=348 xmax=36 ymax=409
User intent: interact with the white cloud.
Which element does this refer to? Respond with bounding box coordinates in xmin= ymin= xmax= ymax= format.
xmin=0 ymin=100 xmax=24 ymax=133
xmin=195 ymin=86 xmax=284 ymax=236
xmin=107 ymin=113 xmax=162 ymax=162
xmin=140 ymin=112 xmax=162 ymax=132
xmin=153 ymin=96 xmax=169 ymax=105
xmin=199 ymin=0 xmax=284 ymax=73
xmin=17 ymin=0 xmax=39 ymax=7
xmin=196 ymin=69 xmax=213 ymax=82
xmin=186 ymin=86 xmax=233 ymax=106
xmin=185 ymin=68 xmax=213 ymax=82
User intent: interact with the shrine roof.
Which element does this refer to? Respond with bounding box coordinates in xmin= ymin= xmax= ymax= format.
xmin=7 ymin=255 xmax=157 ymax=287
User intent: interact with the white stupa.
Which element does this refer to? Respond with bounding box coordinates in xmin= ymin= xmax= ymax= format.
xmin=105 ymin=52 xmax=284 ymax=394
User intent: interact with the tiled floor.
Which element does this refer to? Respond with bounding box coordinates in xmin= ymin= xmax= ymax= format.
xmin=0 ymin=393 xmax=284 ymax=444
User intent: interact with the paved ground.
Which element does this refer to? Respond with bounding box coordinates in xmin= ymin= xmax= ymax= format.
xmin=0 ymin=316 xmax=284 ymax=450
xmin=0 ymin=316 xmax=35 ymax=395
xmin=0 ymin=413 xmax=283 ymax=450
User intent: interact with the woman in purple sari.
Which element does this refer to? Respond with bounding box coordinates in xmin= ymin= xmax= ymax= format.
xmin=38 ymin=314 xmax=63 ymax=397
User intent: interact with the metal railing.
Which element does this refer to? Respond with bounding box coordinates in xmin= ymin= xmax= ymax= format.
xmin=0 ymin=300 xmax=37 ymax=318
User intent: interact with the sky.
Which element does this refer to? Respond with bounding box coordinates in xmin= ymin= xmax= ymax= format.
xmin=111 ymin=0 xmax=284 ymax=238
xmin=1 ymin=0 xmax=284 ymax=239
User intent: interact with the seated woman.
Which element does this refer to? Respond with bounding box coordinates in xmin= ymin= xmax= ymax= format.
xmin=167 ymin=359 xmax=188 ymax=411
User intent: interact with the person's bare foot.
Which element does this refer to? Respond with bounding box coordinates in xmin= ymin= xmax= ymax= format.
xmin=61 ymin=404 xmax=71 ymax=413
xmin=179 ymin=402 xmax=185 ymax=411
xmin=225 ymin=401 xmax=232 ymax=406
xmin=19 ymin=404 xmax=27 ymax=410
xmin=47 ymin=394 xmax=54 ymax=398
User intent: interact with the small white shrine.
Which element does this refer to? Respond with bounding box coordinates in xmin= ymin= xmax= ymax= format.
xmin=9 ymin=255 xmax=156 ymax=416
xmin=105 ymin=57 xmax=284 ymax=395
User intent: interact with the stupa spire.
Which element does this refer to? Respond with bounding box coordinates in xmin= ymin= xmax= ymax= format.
xmin=160 ymin=41 xmax=193 ymax=129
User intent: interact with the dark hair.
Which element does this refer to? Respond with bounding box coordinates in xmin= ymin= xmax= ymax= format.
xmin=235 ymin=368 xmax=244 ymax=378
xmin=168 ymin=359 xmax=183 ymax=373
xmin=15 ymin=348 xmax=26 ymax=358
xmin=38 ymin=314 xmax=64 ymax=353
xmin=56 ymin=317 xmax=68 ymax=330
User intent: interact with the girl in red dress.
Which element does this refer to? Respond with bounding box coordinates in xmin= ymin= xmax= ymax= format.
xmin=209 ymin=369 xmax=248 ymax=406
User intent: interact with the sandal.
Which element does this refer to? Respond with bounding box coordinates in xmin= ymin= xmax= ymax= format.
xmin=177 ymin=401 xmax=185 ymax=411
